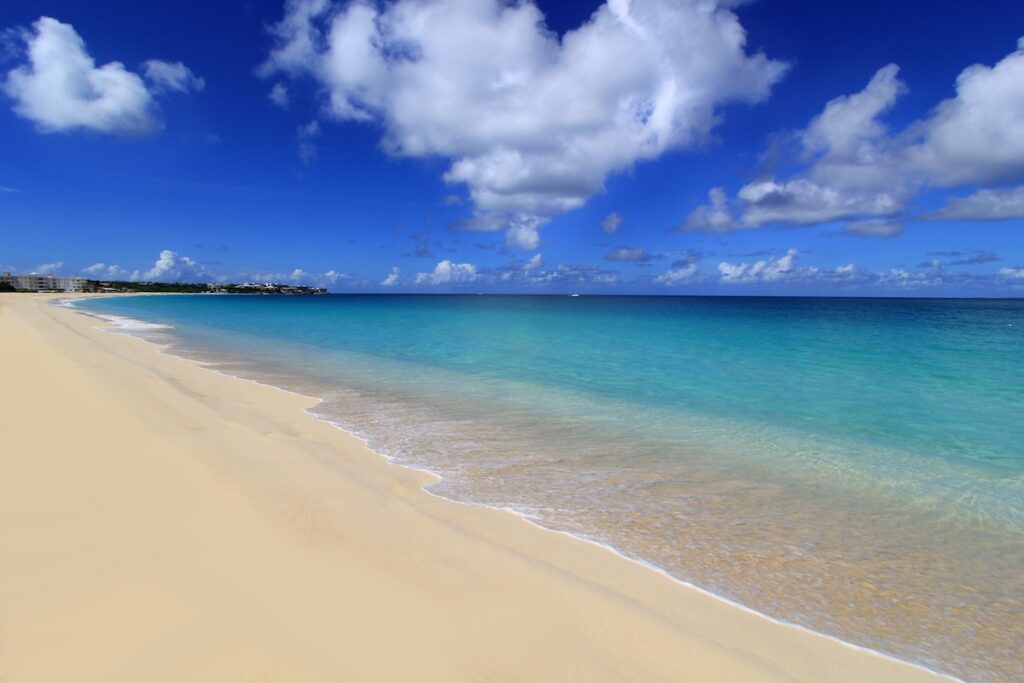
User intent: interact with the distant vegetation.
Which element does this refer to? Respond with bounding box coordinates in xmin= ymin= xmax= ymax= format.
xmin=91 ymin=281 xmax=327 ymax=295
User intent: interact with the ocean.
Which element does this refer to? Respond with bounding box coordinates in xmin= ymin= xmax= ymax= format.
xmin=72 ymin=294 xmax=1024 ymax=683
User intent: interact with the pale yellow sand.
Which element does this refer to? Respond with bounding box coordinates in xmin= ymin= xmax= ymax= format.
xmin=0 ymin=293 xmax=952 ymax=683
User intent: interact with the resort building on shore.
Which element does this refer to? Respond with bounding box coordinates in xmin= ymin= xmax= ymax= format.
xmin=0 ymin=272 xmax=88 ymax=292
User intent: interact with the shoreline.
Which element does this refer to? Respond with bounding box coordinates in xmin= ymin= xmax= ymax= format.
xmin=71 ymin=296 xmax=971 ymax=683
xmin=2 ymin=292 xmax=957 ymax=682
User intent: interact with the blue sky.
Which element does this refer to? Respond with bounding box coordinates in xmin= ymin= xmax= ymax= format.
xmin=1 ymin=0 xmax=1023 ymax=294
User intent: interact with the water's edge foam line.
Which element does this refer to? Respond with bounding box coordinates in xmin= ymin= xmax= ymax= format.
xmin=59 ymin=297 xmax=964 ymax=683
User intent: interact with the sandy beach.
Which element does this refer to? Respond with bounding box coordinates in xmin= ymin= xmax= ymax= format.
xmin=0 ymin=293 xmax=952 ymax=683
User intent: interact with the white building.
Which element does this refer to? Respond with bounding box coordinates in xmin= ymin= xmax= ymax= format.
xmin=0 ymin=272 xmax=88 ymax=292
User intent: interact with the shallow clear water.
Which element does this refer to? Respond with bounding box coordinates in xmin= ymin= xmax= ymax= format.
xmin=75 ymin=294 xmax=1024 ymax=682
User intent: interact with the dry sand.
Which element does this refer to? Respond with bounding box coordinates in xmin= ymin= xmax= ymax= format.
xmin=0 ymin=293 xmax=953 ymax=682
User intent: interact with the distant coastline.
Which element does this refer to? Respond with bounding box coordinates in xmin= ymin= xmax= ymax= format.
xmin=0 ymin=272 xmax=326 ymax=295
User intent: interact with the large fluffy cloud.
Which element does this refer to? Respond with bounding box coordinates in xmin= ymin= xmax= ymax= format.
xmin=685 ymin=37 xmax=1024 ymax=230
xmin=737 ymin=64 xmax=910 ymax=228
xmin=144 ymin=249 xmax=209 ymax=281
xmin=904 ymin=38 xmax=1024 ymax=186
xmin=261 ymin=0 xmax=787 ymax=248
xmin=78 ymin=250 xmax=208 ymax=282
xmin=3 ymin=17 xmax=201 ymax=134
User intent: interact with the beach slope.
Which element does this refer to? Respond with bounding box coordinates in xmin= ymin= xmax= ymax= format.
xmin=0 ymin=294 xmax=950 ymax=682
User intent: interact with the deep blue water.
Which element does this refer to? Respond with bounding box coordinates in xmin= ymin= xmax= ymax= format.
xmin=74 ymin=294 xmax=1024 ymax=683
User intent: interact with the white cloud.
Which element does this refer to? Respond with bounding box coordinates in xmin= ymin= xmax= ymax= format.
xmin=606 ymin=246 xmax=649 ymax=262
xmin=904 ymin=41 xmax=1024 ymax=186
xmin=414 ymin=260 xmax=478 ymax=285
xmin=246 ymin=267 xmax=358 ymax=288
xmin=261 ymin=0 xmax=786 ymax=246
xmin=144 ymin=249 xmax=208 ymax=281
xmin=739 ymin=65 xmax=909 ymax=227
xmin=505 ymin=218 xmax=542 ymax=251
xmin=879 ymin=263 xmax=944 ymax=289
xmin=33 ymin=261 xmax=63 ymax=274
xmin=999 ymin=267 xmax=1024 ymax=280
xmin=654 ymin=250 xmax=702 ymax=284
xmin=381 ymin=266 xmax=401 ymax=286
xmin=687 ymin=37 xmax=1024 ymax=230
xmin=3 ymin=17 xmax=199 ymax=135
xmin=601 ymin=212 xmax=623 ymax=234
xmin=141 ymin=60 xmax=204 ymax=93
xmin=737 ymin=178 xmax=905 ymax=227
xmin=841 ymin=218 xmax=904 ymax=238
xmin=269 ymin=81 xmax=289 ymax=108
xmin=523 ymin=253 xmax=543 ymax=271
xmin=82 ymin=262 xmax=135 ymax=279
xmin=654 ymin=262 xmax=698 ymax=285
xmin=929 ymin=185 xmax=1024 ymax=221
xmin=682 ymin=186 xmax=736 ymax=232
xmin=0 ymin=186 xmax=19 ymax=193
xmin=718 ymin=248 xmax=799 ymax=283
xmin=323 ymin=269 xmax=351 ymax=283
xmin=712 ymin=248 xmax=955 ymax=290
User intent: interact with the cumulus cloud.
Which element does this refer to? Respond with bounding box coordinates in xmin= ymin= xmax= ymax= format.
xmin=260 ymin=0 xmax=787 ymax=249
xmin=144 ymin=249 xmax=209 ymax=281
xmin=686 ymin=37 xmax=1024 ymax=230
xmin=681 ymin=186 xmax=736 ymax=232
xmin=841 ymin=218 xmax=904 ymax=238
xmin=414 ymin=259 xmax=478 ymax=285
xmin=929 ymin=185 xmax=1024 ymax=221
xmin=711 ymin=248 xmax=977 ymax=290
xmin=654 ymin=251 xmax=701 ymax=285
xmin=522 ymin=263 xmax=620 ymax=286
xmin=505 ymin=219 xmax=542 ymax=251
xmin=721 ymin=64 xmax=908 ymax=228
xmin=141 ymin=60 xmax=205 ymax=93
xmin=323 ymin=269 xmax=351 ymax=283
xmin=523 ymin=253 xmax=543 ymax=271
xmin=33 ymin=261 xmax=64 ymax=273
xmin=3 ymin=17 xmax=200 ymax=135
xmin=381 ymin=266 xmax=401 ymax=286
xmin=904 ymin=40 xmax=1024 ymax=186
xmin=737 ymin=177 xmax=905 ymax=227
xmin=82 ymin=262 xmax=136 ymax=279
xmin=718 ymin=248 xmax=799 ymax=283
xmin=606 ymin=246 xmax=650 ymax=262
xmin=248 ymin=267 xmax=360 ymax=288
xmin=601 ymin=212 xmax=623 ymax=234
xmin=269 ymin=81 xmax=289 ymax=108
xmin=999 ymin=267 xmax=1024 ymax=281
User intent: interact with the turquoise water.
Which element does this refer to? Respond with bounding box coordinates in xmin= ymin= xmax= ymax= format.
xmin=75 ymin=294 xmax=1024 ymax=682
